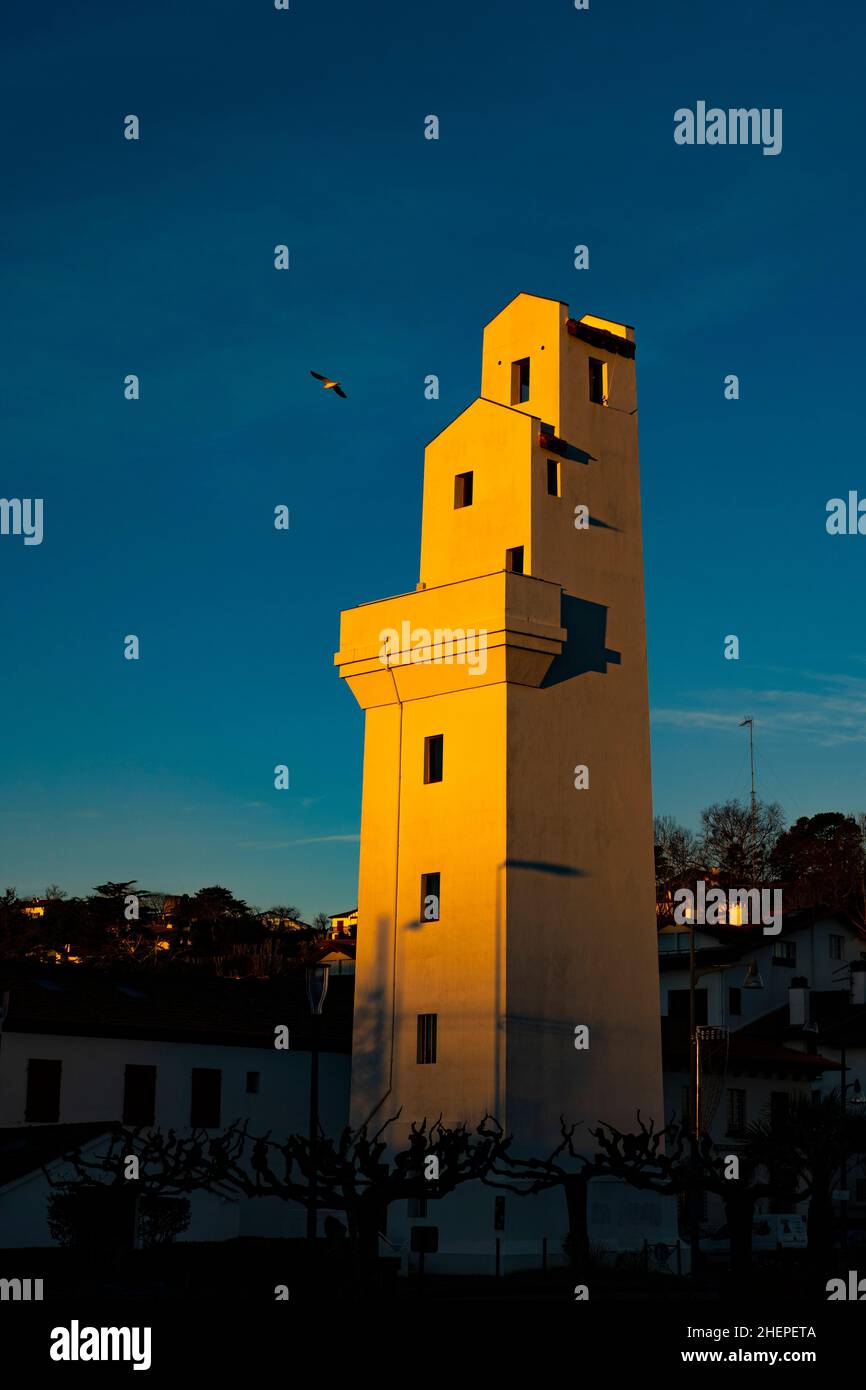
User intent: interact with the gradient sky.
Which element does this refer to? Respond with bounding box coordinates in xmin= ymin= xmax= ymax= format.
xmin=2 ymin=0 xmax=865 ymax=918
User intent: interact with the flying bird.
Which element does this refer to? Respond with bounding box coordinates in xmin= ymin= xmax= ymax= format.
xmin=310 ymin=371 xmax=347 ymax=399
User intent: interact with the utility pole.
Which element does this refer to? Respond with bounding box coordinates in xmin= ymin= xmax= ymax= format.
xmin=740 ymin=717 xmax=757 ymax=884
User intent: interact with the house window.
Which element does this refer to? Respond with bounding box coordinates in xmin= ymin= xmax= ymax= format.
xmin=122 ymin=1064 xmax=156 ymax=1126
xmin=420 ymin=872 xmax=440 ymax=922
xmin=511 ymin=357 xmax=530 ymax=404
xmin=505 ymin=545 xmax=524 ymax=574
xmin=729 ymin=987 xmax=742 ymax=1017
xmin=588 ymin=356 xmax=607 ymax=405
xmin=454 ymin=471 xmax=473 ymax=508
xmin=773 ymin=940 xmax=796 ymax=967
xmin=727 ymin=1089 xmax=746 ymax=1137
xmin=669 ymin=988 xmax=707 ymax=1024
xmin=424 ymin=734 xmax=443 ymax=784
xmin=246 ymin=1071 xmax=260 ymax=1095
xmin=417 ymin=1013 xmax=438 ymax=1064
xmin=408 ymin=1196 xmax=428 ymax=1218
xmin=829 ymin=935 xmax=844 ymax=961
xmin=770 ymin=1091 xmax=790 ymax=1127
xmin=190 ymin=1068 xmax=222 ymax=1128
xmin=546 ymin=458 xmax=560 ymax=497
xmin=24 ymin=1059 xmax=62 ymax=1123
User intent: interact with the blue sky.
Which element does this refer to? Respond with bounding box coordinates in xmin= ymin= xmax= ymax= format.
xmin=2 ymin=0 xmax=865 ymax=917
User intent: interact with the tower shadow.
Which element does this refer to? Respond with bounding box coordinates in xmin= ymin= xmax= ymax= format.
xmin=541 ymin=595 xmax=621 ymax=685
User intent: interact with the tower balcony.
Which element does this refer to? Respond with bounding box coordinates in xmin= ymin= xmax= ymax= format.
xmin=335 ymin=570 xmax=566 ymax=709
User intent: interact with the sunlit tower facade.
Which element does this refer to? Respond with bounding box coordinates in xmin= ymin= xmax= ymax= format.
xmin=335 ymin=294 xmax=664 ymax=1256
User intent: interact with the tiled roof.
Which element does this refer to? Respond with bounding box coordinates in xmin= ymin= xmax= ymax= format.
xmin=0 ymin=965 xmax=353 ymax=1052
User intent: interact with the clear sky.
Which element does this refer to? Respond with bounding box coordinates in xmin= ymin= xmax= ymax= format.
xmin=2 ymin=0 xmax=865 ymax=918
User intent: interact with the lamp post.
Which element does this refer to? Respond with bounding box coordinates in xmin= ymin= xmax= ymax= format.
xmin=305 ymin=963 xmax=331 ymax=1249
xmin=687 ymin=920 xmax=763 ymax=1276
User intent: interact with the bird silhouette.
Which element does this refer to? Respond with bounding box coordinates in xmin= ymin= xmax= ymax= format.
xmin=310 ymin=371 xmax=347 ymax=399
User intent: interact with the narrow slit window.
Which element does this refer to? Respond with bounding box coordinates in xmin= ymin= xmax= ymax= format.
xmin=420 ymin=871 xmax=440 ymax=922
xmin=454 ymin=471 xmax=473 ymax=508
xmin=505 ymin=545 xmax=524 ymax=574
xmin=246 ymin=1071 xmax=261 ymax=1095
xmin=511 ymin=357 xmax=530 ymax=405
xmin=417 ymin=1013 xmax=438 ymax=1064
xmin=547 ymin=458 xmax=560 ymax=497
xmin=424 ymin=734 xmax=443 ymax=784
xmin=588 ymin=356 xmax=608 ymax=405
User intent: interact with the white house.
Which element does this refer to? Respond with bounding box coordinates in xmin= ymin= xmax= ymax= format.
xmin=0 ymin=967 xmax=352 ymax=1249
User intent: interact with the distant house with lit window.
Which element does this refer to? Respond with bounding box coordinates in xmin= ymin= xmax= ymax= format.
xmin=327 ymin=909 xmax=357 ymax=940
xmin=258 ymin=910 xmax=312 ymax=932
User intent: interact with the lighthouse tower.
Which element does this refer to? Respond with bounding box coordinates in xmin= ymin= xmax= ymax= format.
xmin=335 ymin=294 xmax=664 ymax=1253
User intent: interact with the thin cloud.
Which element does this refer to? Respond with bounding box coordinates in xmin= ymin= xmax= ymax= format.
xmin=237 ymin=833 xmax=360 ymax=851
xmin=652 ymin=673 xmax=866 ymax=748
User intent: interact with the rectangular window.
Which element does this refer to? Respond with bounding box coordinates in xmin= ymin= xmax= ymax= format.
xmin=770 ymin=1091 xmax=790 ymax=1127
xmin=190 ymin=1068 xmax=222 ymax=1128
xmin=511 ymin=357 xmax=530 ymax=405
xmin=727 ymin=1088 xmax=746 ymax=1137
xmin=728 ymin=986 xmax=742 ymax=1017
xmin=417 ymin=1013 xmax=438 ymax=1064
xmin=505 ymin=545 xmax=524 ymax=574
xmin=773 ymin=940 xmax=796 ymax=966
xmin=122 ymin=1064 xmax=156 ymax=1126
xmin=668 ymin=988 xmax=707 ymax=1024
xmin=407 ymin=1196 xmax=428 ymax=1218
xmin=25 ymin=1059 xmax=62 ymax=1123
xmin=420 ymin=871 xmax=440 ymax=922
xmin=588 ymin=356 xmax=607 ymax=405
xmin=454 ymin=471 xmax=473 ymax=508
xmin=246 ymin=1071 xmax=260 ymax=1095
xmin=829 ymin=934 xmax=844 ymax=961
xmin=546 ymin=458 xmax=560 ymax=497
xmin=424 ymin=734 xmax=443 ymax=784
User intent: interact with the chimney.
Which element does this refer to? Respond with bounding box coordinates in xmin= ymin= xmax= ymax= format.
xmin=851 ymin=960 xmax=866 ymax=1007
xmin=789 ymin=976 xmax=810 ymax=1028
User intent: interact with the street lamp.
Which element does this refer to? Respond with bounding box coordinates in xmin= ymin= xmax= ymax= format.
xmin=305 ymin=963 xmax=331 ymax=1249
xmin=687 ymin=927 xmax=763 ymax=1276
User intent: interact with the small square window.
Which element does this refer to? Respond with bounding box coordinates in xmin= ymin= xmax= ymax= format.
xmin=424 ymin=734 xmax=443 ymax=784
xmin=421 ymin=872 xmax=440 ymax=922
xmin=546 ymin=458 xmax=560 ymax=497
xmin=246 ymin=1071 xmax=260 ymax=1095
xmin=417 ymin=1013 xmax=438 ymax=1064
xmin=454 ymin=471 xmax=473 ymax=508
xmin=511 ymin=358 xmax=530 ymax=405
xmin=588 ymin=356 xmax=607 ymax=405
xmin=505 ymin=545 xmax=524 ymax=574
